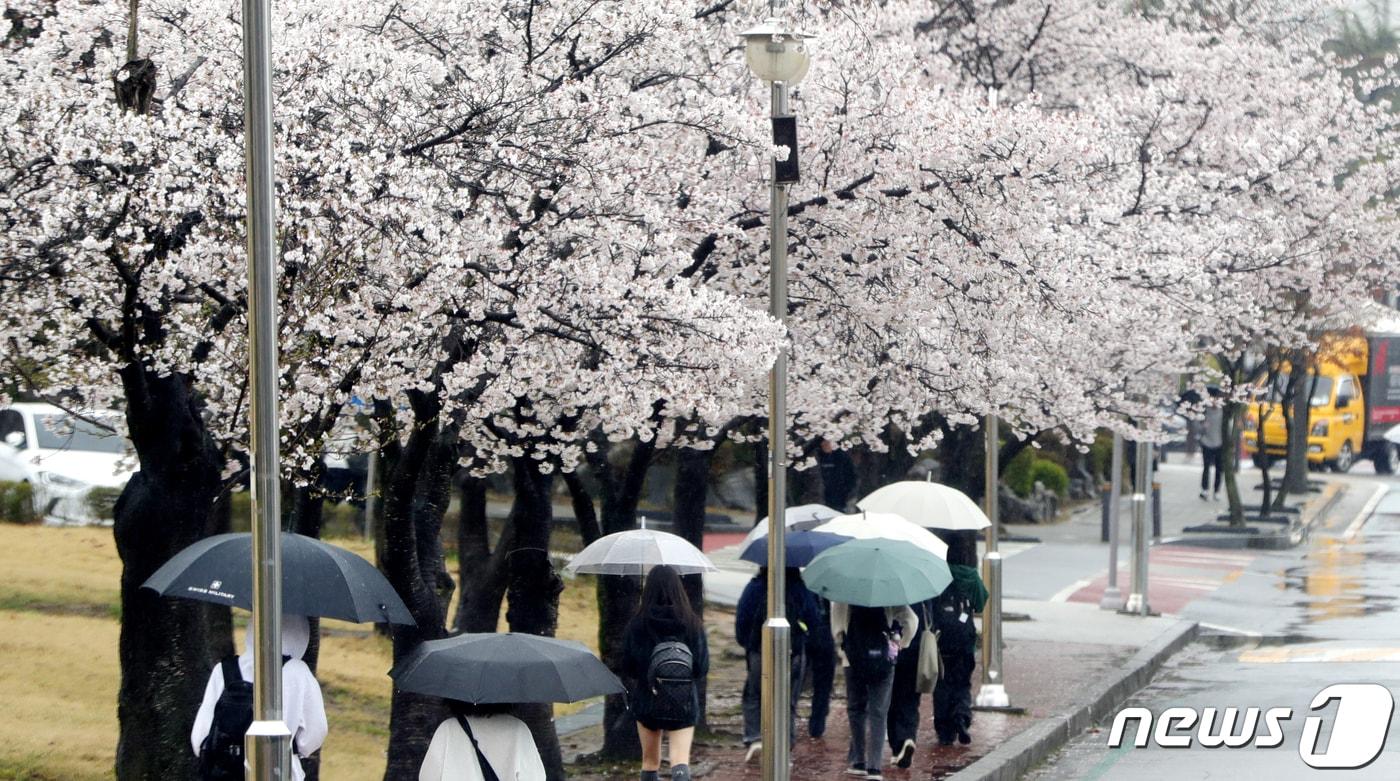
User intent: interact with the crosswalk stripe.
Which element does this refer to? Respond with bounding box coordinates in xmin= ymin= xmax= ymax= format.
xmin=1240 ymin=647 xmax=1400 ymax=664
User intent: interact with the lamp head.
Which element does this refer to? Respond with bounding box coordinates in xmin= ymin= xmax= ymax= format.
xmin=739 ymin=17 xmax=813 ymax=84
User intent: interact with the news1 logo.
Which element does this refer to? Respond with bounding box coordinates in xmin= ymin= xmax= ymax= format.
xmin=1107 ymin=684 xmax=1396 ymax=769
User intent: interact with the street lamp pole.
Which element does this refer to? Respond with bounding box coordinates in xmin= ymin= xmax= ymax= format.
xmin=740 ymin=10 xmax=810 ymax=780
xmin=1123 ymin=441 xmax=1154 ymax=616
xmin=240 ymin=0 xmax=291 ymax=776
xmin=975 ymin=415 xmax=1010 ymax=708
xmin=761 ymin=78 xmax=792 ymax=778
xmin=1100 ymin=432 xmax=1125 ymax=610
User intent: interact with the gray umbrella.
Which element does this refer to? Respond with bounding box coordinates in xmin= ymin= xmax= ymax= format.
xmin=141 ymin=531 xmax=414 ymax=625
xmin=390 ymin=633 xmax=624 ymax=704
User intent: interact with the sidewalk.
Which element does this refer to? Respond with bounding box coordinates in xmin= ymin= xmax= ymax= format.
xmin=673 ymin=600 xmax=1189 ymax=780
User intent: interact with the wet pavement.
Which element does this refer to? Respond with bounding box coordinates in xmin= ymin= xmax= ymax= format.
xmin=1028 ymin=473 xmax=1400 ymax=779
xmin=567 ymin=461 xmax=1395 ymax=779
xmin=682 ymin=637 xmax=1137 ymax=780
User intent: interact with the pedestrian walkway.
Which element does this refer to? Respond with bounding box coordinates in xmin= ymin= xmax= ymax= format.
xmin=681 ymin=600 xmax=1184 ymax=779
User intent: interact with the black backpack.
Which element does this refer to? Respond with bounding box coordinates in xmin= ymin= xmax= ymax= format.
xmin=197 ymin=655 xmax=291 ymax=780
xmin=197 ymin=657 xmax=255 ymax=780
xmin=646 ymin=639 xmax=695 ymax=723
xmin=932 ymin=589 xmax=976 ymax=652
xmin=843 ymin=605 xmax=896 ymax=682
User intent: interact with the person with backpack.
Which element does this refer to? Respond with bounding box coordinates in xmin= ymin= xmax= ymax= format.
xmin=418 ymin=700 xmax=545 ymax=780
xmin=932 ymin=533 xmax=988 ymax=747
xmin=621 ymin=565 xmax=709 ymax=781
xmin=735 ymin=567 xmax=819 ymax=762
xmin=831 ymin=599 xmax=917 ymax=780
xmin=884 ymin=596 xmax=936 ymax=767
xmin=190 ymin=614 xmax=327 ymax=781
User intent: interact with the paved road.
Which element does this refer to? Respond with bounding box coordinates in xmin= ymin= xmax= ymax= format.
xmin=1025 ymin=471 xmax=1400 ymax=779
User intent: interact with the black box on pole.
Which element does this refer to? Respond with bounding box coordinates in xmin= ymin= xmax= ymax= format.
xmin=772 ymin=115 xmax=799 ymax=184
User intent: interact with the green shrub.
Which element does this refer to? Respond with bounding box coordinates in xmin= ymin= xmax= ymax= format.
xmin=0 ymin=481 xmax=39 ymax=524
xmin=1031 ymin=460 xmax=1070 ymax=497
xmin=85 ymin=486 xmax=122 ymax=521
xmin=1004 ymin=448 xmax=1036 ymax=498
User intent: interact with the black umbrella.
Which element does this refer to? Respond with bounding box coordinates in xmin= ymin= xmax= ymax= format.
xmin=390 ymin=633 xmax=623 ymax=704
xmin=142 ymin=532 xmax=414 ymax=625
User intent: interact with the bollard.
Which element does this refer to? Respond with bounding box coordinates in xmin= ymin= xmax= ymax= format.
xmin=974 ymin=552 xmax=1009 ymax=708
xmin=1100 ymin=484 xmax=1112 ymax=543
xmin=1151 ymin=481 xmax=1162 ymax=540
xmin=1100 ymin=432 xmax=1125 ymax=611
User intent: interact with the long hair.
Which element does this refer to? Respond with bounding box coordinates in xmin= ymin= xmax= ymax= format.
xmin=638 ymin=564 xmax=702 ymax=636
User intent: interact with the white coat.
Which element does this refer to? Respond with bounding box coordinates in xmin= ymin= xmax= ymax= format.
xmin=418 ymin=714 xmax=546 ymax=781
xmin=191 ymin=614 xmax=329 ymax=781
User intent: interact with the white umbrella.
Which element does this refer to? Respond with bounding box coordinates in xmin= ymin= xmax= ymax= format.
xmin=857 ymin=481 xmax=991 ymax=531
xmin=740 ymin=503 xmax=842 ymax=548
xmin=564 ymin=527 xmax=717 ymax=576
xmin=811 ymin=512 xmax=949 ymax=559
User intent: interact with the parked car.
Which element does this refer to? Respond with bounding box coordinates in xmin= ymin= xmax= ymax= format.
xmin=0 ymin=402 xmax=134 ymax=525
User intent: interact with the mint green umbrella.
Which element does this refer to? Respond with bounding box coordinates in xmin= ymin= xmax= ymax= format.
xmin=802 ymin=538 xmax=952 ymax=607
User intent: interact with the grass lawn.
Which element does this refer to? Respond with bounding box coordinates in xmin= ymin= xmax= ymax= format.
xmin=0 ymin=523 xmax=601 ymax=780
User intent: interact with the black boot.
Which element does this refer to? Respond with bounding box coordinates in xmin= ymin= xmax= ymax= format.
xmin=641 ymin=771 xmax=659 ymax=781
xmin=671 ymin=764 xmax=692 ymax=781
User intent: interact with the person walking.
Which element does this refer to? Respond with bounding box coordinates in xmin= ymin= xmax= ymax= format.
xmin=818 ymin=439 xmax=858 ymax=511
xmin=1199 ymin=401 xmax=1225 ymax=500
xmin=884 ymin=596 xmax=935 ymax=767
xmin=736 ymin=567 xmax=819 ymax=761
xmin=191 ymin=614 xmax=327 ymax=781
xmin=932 ymin=537 xmax=988 ymax=747
xmin=622 ymin=565 xmax=709 ymax=781
xmin=832 ymin=600 xmax=917 ymax=780
xmin=805 ymin=595 xmax=836 ymax=738
xmin=418 ymin=700 xmax=544 ymax=780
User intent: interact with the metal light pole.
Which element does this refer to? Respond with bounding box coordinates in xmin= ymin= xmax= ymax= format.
xmin=975 ymin=415 xmax=1010 ymax=708
xmin=240 ymin=0 xmax=291 ymax=776
xmin=761 ymin=111 xmax=792 ymax=775
xmin=1099 ymin=432 xmax=1125 ymax=610
xmin=740 ymin=11 xmax=810 ymax=781
xmin=1123 ymin=441 xmax=1153 ymax=616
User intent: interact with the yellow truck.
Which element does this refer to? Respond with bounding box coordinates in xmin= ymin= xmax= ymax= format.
xmin=1243 ymin=313 xmax=1400 ymax=475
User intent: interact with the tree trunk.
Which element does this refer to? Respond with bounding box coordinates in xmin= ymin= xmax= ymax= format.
xmin=113 ymin=365 xmax=228 ymax=781
xmin=673 ymin=446 xmax=712 ymax=732
xmin=1222 ymin=399 xmax=1246 ymax=527
xmin=1280 ymin=359 xmax=1314 ymax=500
xmin=503 ymin=460 xmax=566 ymax=780
xmin=380 ymin=406 xmax=457 ymax=781
xmin=752 ymin=437 xmax=768 ymax=526
xmin=454 ymin=474 xmax=510 ymax=633
xmin=563 ymin=470 xmax=602 ymax=545
xmin=935 ymin=423 xmax=984 ymax=500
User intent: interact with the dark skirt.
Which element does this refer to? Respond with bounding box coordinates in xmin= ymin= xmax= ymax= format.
xmin=631 ymin=682 xmax=700 ymax=732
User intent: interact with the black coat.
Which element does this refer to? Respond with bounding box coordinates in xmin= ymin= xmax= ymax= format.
xmin=621 ymin=605 xmax=709 ymax=730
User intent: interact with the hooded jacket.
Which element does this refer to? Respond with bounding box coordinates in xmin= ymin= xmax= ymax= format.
xmin=190 ymin=614 xmax=328 ymax=781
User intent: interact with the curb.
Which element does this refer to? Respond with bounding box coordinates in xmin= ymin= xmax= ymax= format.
xmin=946 ymin=620 xmax=1199 ymax=781
xmin=1252 ymin=480 xmax=1344 ymax=550
xmin=1174 ymin=481 xmax=1346 ymax=550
